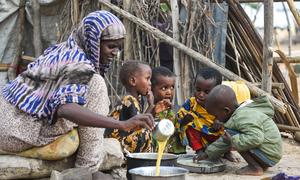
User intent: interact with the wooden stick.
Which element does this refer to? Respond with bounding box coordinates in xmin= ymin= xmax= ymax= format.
xmin=253 ymin=82 xmax=285 ymax=89
xmin=123 ymin=0 xmax=133 ymax=61
xmin=239 ymin=0 xmax=300 ymax=2
xmin=261 ymin=0 xmax=274 ymax=93
xmin=32 ymin=0 xmax=42 ymax=56
xmin=170 ymin=0 xmax=183 ymax=105
xmin=287 ymin=0 xmax=300 ymax=28
xmin=275 ymin=50 xmax=299 ymax=104
xmin=277 ymin=124 xmax=300 ymax=132
xmin=7 ymin=0 xmax=25 ymax=80
xmin=274 ymin=56 xmax=300 ymax=63
xmin=99 ymin=0 xmax=287 ymax=113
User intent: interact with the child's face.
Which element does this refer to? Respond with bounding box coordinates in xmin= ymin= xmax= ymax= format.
xmin=152 ymin=75 xmax=175 ymax=103
xmin=134 ymin=65 xmax=152 ymax=96
xmin=194 ymin=77 xmax=217 ymax=106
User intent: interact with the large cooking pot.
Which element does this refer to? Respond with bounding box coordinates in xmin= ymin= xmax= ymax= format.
xmin=126 ymin=153 xmax=178 ymax=180
xmin=129 ymin=166 xmax=189 ymax=180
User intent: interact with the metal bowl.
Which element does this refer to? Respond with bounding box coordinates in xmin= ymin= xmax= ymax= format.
xmin=129 ymin=166 xmax=189 ymax=180
xmin=126 ymin=153 xmax=178 ymax=180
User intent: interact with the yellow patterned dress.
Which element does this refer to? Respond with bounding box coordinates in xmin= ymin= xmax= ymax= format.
xmin=176 ymin=97 xmax=224 ymax=151
xmin=104 ymin=95 xmax=152 ymax=153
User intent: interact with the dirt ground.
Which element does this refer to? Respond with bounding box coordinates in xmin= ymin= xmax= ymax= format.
xmin=186 ymin=135 xmax=300 ymax=180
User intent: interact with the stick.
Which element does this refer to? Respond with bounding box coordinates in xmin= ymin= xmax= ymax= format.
xmin=171 ymin=0 xmax=183 ymax=105
xmin=261 ymin=0 xmax=274 ymax=93
xmin=32 ymin=0 xmax=42 ymax=56
xmin=287 ymin=0 xmax=300 ymax=28
xmin=99 ymin=0 xmax=286 ymax=113
xmin=7 ymin=0 xmax=25 ymax=81
xmin=277 ymin=124 xmax=300 ymax=132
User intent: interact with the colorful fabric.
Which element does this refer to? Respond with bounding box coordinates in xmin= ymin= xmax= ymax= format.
xmin=2 ymin=11 xmax=125 ymax=124
xmin=205 ymin=96 xmax=282 ymax=164
xmin=176 ymin=97 xmax=223 ymax=149
xmin=153 ymin=105 xmax=186 ymax=154
xmin=104 ymin=95 xmax=152 ymax=153
xmin=186 ymin=126 xmax=219 ymax=151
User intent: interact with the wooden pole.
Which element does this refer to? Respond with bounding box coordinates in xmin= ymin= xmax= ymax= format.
xmin=32 ymin=0 xmax=42 ymax=56
xmin=282 ymin=2 xmax=292 ymax=56
xmin=7 ymin=0 xmax=25 ymax=80
xmin=274 ymin=56 xmax=300 ymax=63
xmin=170 ymin=0 xmax=183 ymax=105
xmin=261 ymin=0 xmax=274 ymax=93
xmin=277 ymin=124 xmax=300 ymax=132
xmin=98 ymin=0 xmax=287 ymax=113
xmin=287 ymin=0 xmax=300 ymax=28
xmin=123 ymin=0 xmax=133 ymax=61
xmin=239 ymin=0 xmax=300 ymax=2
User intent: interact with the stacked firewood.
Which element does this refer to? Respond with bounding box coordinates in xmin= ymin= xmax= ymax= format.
xmin=225 ymin=0 xmax=300 ymax=128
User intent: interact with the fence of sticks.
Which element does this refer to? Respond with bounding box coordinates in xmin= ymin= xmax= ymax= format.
xmin=225 ymin=0 xmax=300 ymax=130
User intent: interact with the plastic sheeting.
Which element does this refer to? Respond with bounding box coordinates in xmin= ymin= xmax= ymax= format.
xmin=0 ymin=0 xmax=64 ymax=87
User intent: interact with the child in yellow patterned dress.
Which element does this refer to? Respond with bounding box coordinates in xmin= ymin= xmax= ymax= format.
xmin=177 ymin=67 xmax=226 ymax=157
xmin=104 ymin=60 xmax=153 ymax=153
xmin=151 ymin=66 xmax=186 ymax=154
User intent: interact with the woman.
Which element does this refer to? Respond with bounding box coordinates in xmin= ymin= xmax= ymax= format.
xmin=0 ymin=11 xmax=154 ymax=172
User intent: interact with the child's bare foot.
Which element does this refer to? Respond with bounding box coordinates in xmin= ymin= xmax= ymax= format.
xmin=236 ymin=165 xmax=263 ymax=176
xmin=223 ymin=151 xmax=240 ymax=162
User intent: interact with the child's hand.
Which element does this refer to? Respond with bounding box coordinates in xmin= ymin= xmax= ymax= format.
xmin=180 ymin=113 xmax=194 ymax=127
xmin=212 ymin=120 xmax=223 ymax=131
xmin=146 ymin=91 xmax=154 ymax=107
xmin=223 ymin=130 xmax=232 ymax=144
xmin=154 ymin=99 xmax=172 ymax=114
xmin=193 ymin=150 xmax=208 ymax=162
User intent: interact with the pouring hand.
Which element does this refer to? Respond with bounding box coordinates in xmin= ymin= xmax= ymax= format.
xmin=122 ymin=113 xmax=155 ymax=131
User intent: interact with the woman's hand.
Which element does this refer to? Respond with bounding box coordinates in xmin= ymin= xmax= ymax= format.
xmin=121 ymin=113 xmax=155 ymax=131
xmin=154 ymin=99 xmax=172 ymax=114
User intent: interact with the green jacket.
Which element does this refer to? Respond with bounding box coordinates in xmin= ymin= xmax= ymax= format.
xmin=205 ymin=96 xmax=282 ymax=163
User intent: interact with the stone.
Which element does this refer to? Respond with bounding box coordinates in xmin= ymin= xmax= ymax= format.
xmin=0 ymin=138 xmax=124 ymax=179
xmin=92 ymin=171 xmax=114 ymax=180
xmin=50 ymin=168 xmax=92 ymax=180
xmin=0 ymin=155 xmax=75 ymax=179
xmin=99 ymin=138 xmax=125 ymax=171
xmin=294 ymin=132 xmax=300 ymax=143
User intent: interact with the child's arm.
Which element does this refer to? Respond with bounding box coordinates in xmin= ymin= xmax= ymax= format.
xmin=145 ymin=91 xmax=155 ymax=114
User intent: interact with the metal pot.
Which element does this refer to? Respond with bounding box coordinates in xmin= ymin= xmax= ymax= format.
xmin=126 ymin=153 xmax=178 ymax=180
xmin=129 ymin=166 xmax=189 ymax=180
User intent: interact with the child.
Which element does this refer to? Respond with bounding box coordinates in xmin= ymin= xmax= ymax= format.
xmin=176 ymin=67 xmax=225 ymax=156
xmin=195 ymin=85 xmax=282 ymax=176
xmin=151 ymin=66 xmax=186 ymax=154
xmin=104 ymin=60 xmax=153 ymax=153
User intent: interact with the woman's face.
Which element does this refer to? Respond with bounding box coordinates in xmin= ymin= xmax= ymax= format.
xmin=100 ymin=39 xmax=123 ymax=64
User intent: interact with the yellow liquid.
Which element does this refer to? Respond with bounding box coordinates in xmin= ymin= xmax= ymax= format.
xmin=155 ymin=140 xmax=167 ymax=176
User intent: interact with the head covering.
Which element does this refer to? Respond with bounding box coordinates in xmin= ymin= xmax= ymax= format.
xmin=2 ymin=11 xmax=125 ymax=124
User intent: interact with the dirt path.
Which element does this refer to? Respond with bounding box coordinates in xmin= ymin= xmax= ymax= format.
xmin=186 ymin=137 xmax=300 ymax=180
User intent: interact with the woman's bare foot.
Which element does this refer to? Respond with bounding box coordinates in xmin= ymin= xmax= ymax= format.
xmin=223 ymin=151 xmax=240 ymax=162
xmin=236 ymin=165 xmax=263 ymax=176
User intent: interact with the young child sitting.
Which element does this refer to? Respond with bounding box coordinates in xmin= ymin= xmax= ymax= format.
xmin=151 ymin=66 xmax=186 ymax=154
xmin=177 ymin=67 xmax=230 ymax=158
xmin=195 ymin=85 xmax=282 ymax=176
xmin=104 ymin=60 xmax=153 ymax=153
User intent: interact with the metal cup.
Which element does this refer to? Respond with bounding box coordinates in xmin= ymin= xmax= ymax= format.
xmin=153 ymin=119 xmax=175 ymax=142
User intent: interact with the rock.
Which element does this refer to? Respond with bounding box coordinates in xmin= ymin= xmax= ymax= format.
xmin=0 ymin=155 xmax=75 ymax=180
xmin=0 ymin=138 xmax=124 ymax=179
xmin=50 ymin=168 xmax=92 ymax=180
xmin=99 ymin=138 xmax=125 ymax=171
xmin=92 ymin=171 xmax=114 ymax=180
xmin=294 ymin=132 xmax=300 ymax=143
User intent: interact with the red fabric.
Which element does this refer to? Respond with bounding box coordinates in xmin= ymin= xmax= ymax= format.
xmin=186 ymin=126 xmax=220 ymax=151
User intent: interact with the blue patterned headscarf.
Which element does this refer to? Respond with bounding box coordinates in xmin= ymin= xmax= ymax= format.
xmin=2 ymin=11 xmax=126 ymax=124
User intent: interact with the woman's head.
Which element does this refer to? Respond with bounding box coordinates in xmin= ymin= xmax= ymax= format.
xmin=74 ymin=11 xmax=126 ymax=75
xmin=119 ymin=60 xmax=152 ymax=96
xmin=193 ymin=67 xmax=222 ymax=106
xmin=151 ymin=67 xmax=175 ymax=103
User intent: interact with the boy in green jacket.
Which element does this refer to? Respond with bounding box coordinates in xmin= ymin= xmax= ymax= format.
xmin=194 ymin=85 xmax=282 ymax=176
